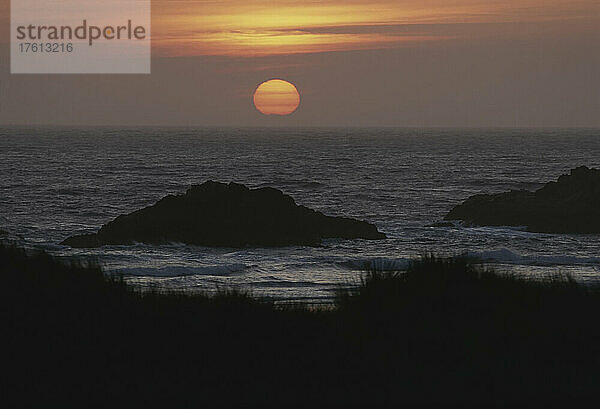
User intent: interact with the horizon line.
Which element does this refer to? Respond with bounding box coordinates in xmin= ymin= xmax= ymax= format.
xmin=1 ymin=124 xmax=599 ymax=131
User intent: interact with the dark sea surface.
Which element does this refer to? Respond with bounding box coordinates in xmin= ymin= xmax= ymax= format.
xmin=1 ymin=127 xmax=599 ymax=303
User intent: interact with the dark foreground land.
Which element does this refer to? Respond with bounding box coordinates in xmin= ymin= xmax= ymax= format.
xmin=3 ymin=243 xmax=599 ymax=408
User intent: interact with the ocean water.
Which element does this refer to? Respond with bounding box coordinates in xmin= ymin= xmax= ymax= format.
xmin=1 ymin=127 xmax=600 ymax=303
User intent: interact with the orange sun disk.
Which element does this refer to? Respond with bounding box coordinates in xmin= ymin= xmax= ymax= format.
xmin=253 ymin=79 xmax=300 ymax=115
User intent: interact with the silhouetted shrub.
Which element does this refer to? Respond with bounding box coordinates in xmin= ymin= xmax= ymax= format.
xmin=3 ymin=244 xmax=599 ymax=408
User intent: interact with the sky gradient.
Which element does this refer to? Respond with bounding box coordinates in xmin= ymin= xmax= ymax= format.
xmin=0 ymin=0 xmax=598 ymax=127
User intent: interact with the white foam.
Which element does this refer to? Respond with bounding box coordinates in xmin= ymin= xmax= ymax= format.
xmin=467 ymin=248 xmax=600 ymax=266
xmin=113 ymin=263 xmax=247 ymax=277
xmin=339 ymin=257 xmax=410 ymax=272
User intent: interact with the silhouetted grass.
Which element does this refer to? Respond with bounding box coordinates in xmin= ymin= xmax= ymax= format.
xmin=337 ymin=254 xmax=586 ymax=314
xmin=3 ymin=244 xmax=599 ymax=408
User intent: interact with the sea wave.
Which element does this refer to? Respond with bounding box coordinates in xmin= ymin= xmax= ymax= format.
xmin=51 ymin=186 xmax=85 ymax=196
xmin=256 ymin=280 xmax=331 ymax=289
xmin=467 ymin=248 xmax=600 ymax=266
xmin=114 ymin=263 xmax=247 ymax=277
xmin=258 ymin=179 xmax=325 ymax=189
xmin=338 ymin=257 xmax=410 ymax=272
xmin=339 ymin=249 xmax=600 ymax=272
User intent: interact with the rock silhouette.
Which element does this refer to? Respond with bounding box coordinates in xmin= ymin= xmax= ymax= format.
xmin=62 ymin=181 xmax=386 ymax=248
xmin=444 ymin=166 xmax=600 ymax=233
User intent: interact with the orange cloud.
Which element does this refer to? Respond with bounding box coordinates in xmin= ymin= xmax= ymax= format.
xmin=151 ymin=0 xmax=597 ymax=57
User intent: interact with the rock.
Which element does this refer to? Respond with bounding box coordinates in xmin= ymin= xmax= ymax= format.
xmin=444 ymin=166 xmax=600 ymax=233
xmin=62 ymin=181 xmax=386 ymax=248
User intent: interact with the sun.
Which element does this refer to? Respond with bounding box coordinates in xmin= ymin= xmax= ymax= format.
xmin=253 ymin=79 xmax=300 ymax=116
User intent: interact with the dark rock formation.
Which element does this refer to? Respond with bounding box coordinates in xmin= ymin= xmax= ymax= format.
xmin=62 ymin=181 xmax=386 ymax=248
xmin=444 ymin=166 xmax=600 ymax=233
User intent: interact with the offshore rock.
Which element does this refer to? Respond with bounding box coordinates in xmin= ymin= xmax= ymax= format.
xmin=62 ymin=181 xmax=386 ymax=248
xmin=444 ymin=166 xmax=600 ymax=233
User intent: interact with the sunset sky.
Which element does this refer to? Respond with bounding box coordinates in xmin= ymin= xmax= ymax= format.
xmin=0 ymin=0 xmax=598 ymax=126
xmin=151 ymin=0 xmax=595 ymax=56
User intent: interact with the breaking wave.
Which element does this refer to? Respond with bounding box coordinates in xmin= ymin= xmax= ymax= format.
xmin=467 ymin=248 xmax=600 ymax=266
xmin=114 ymin=263 xmax=248 ymax=277
xmin=338 ymin=257 xmax=410 ymax=272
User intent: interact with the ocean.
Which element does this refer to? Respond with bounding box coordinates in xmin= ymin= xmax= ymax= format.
xmin=1 ymin=127 xmax=599 ymax=303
